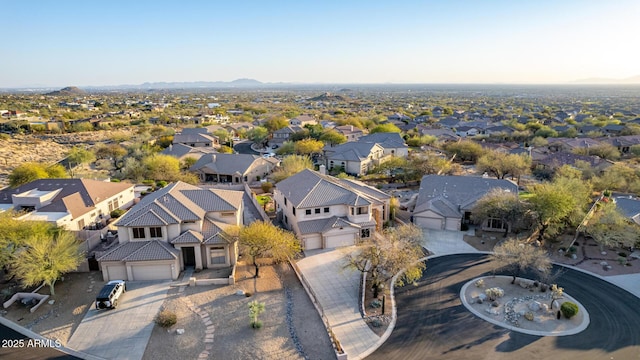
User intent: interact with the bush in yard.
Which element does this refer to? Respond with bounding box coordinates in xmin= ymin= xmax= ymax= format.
xmin=485 ymin=287 xmax=504 ymax=301
xmin=248 ymin=300 xmax=265 ymax=329
xmin=560 ymin=302 xmax=579 ymax=319
xmin=156 ymin=309 xmax=177 ymax=328
xmin=110 ymin=209 xmax=125 ymax=218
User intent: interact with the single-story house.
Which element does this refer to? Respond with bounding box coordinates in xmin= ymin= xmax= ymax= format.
xmin=413 ymin=175 xmax=518 ymax=231
xmin=190 ymin=153 xmax=279 ymax=183
xmin=358 ymin=132 xmax=409 ymax=157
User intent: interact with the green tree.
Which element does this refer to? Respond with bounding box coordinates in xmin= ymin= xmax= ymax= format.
xmin=213 ymin=129 xmax=231 ymax=145
xmin=263 ymin=116 xmax=289 ymax=132
xmin=319 ymin=129 xmax=347 ymax=146
xmin=476 ymin=151 xmax=531 ymax=181
xmin=294 ymin=138 xmax=324 ymax=155
xmin=12 ymin=230 xmax=84 ymax=296
xmin=471 ymin=189 xmax=529 ymax=236
xmin=94 ymin=143 xmax=127 ymax=170
xmin=347 ymin=224 xmax=425 ymax=298
xmin=444 ymin=140 xmax=485 ymax=162
xmin=275 ymin=141 xmax=295 ymax=155
xmin=8 ymin=162 xmax=68 ymax=187
xmin=142 ymin=154 xmax=182 ymax=182
xmin=66 ymin=146 xmax=96 ymax=177
xmin=218 ymin=145 xmax=234 ymax=154
xmin=247 ymin=126 xmax=269 ymax=147
xmin=490 ymin=238 xmax=551 ymax=284
xmin=584 ymin=201 xmax=640 ymax=250
xmin=527 ymin=182 xmax=578 ymax=241
xmin=370 ymin=123 xmax=402 ymax=134
xmin=0 ymin=212 xmax=52 ymax=272
xmin=239 ymin=221 xmax=301 ymax=278
xmin=272 ymin=155 xmax=313 ymax=182
xmin=180 ymin=156 xmax=198 ymax=170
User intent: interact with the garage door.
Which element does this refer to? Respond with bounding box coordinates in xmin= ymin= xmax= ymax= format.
xmin=105 ymin=265 xmax=127 ymax=281
xmin=445 ymin=218 xmax=461 ymax=231
xmin=325 ymin=233 xmax=355 ymax=249
xmin=131 ymin=264 xmax=173 ymax=281
xmin=415 ymin=217 xmax=443 ymax=230
xmin=304 ymin=235 xmax=322 ymax=250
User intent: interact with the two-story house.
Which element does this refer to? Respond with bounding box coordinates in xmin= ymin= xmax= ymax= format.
xmin=99 ymin=182 xmax=244 ymax=281
xmin=334 ymin=125 xmax=364 ymax=142
xmin=270 ymin=125 xmax=303 ymax=147
xmin=358 ymin=132 xmax=409 ymax=157
xmin=0 ymin=179 xmax=135 ymax=231
xmin=323 ymin=142 xmax=386 ymax=176
xmin=274 ymin=168 xmax=390 ymax=250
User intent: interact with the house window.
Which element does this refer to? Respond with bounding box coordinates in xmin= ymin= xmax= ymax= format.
xmin=210 ymin=247 xmax=226 ymax=265
xmin=324 ymin=207 xmax=330 ymax=213
xmin=149 ymin=227 xmax=162 ymax=238
xmin=77 ymin=219 xmax=85 ymax=229
xmin=284 ymin=198 xmax=287 ymax=206
xmin=361 ymin=229 xmax=371 ymax=238
xmin=357 ymin=206 xmax=368 ymax=215
xmin=284 ymin=215 xmax=288 ymax=224
xmin=313 ymin=208 xmax=320 ymax=214
xmin=351 ymin=207 xmax=355 ymax=215
xmin=132 ymin=227 xmax=145 ymax=239
xmin=293 ymin=208 xmax=296 ymax=215
xmin=305 ymin=209 xmax=311 ymax=215
xmin=221 ymin=212 xmax=235 ymax=217
xmin=487 ymin=218 xmax=506 ymax=230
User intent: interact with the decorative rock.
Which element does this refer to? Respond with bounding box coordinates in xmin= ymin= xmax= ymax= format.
xmin=600 ymin=261 xmax=609 ymax=266
xmin=485 ymin=308 xmax=499 ymax=315
xmin=528 ymin=301 xmax=541 ymax=311
xmin=236 ymin=290 xmax=245 ymax=296
xmin=542 ymin=304 xmax=550 ymax=313
xmin=176 ymin=329 xmax=185 ymax=335
xmin=605 ymin=265 xmax=612 ymax=271
xmin=478 ymin=293 xmax=487 ymax=301
xmin=48 ymin=300 xmax=55 ymax=305
xmin=491 ymin=300 xmax=499 ymax=307
xmin=601 ymin=251 xmax=607 ymax=256
xmin=524 ymin=311 xmax=534 ymax=321
xmin=551 ymin=300 xmax=560 ymax=311
xmin=571 ymin=254 xmax=578 ymax=260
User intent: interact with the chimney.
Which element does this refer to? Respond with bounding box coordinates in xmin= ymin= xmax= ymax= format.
xmin=319 ymin=164 xmax=326 ymax=175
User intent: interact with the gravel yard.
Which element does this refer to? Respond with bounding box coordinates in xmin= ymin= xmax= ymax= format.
xmin=142 ymin=262 xmax=336 ymax=360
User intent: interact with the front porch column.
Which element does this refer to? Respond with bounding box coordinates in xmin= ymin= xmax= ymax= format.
xmin=194 ymin=245 xmax=203 ymax=270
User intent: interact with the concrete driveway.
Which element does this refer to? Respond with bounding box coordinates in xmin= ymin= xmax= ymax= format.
xmin=67 ymin=281 xmax=169 ymax=360
xmin=421 ymin=228 xmax=479 ymax=255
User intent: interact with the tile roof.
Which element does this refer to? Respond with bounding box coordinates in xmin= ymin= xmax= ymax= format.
xmin=414 ymin=175 xmax=518 ymax=216
xmin=171 ymin=230 xmax=204 ymax=244
xmin=190 ymin=153 xmax=266 ymax=176
xmin=297 ymin=216 xmax=361 ymax=235
xmin=116 ymin=181 xmax=242 ymax=227
xmin=122 ymin=241 xmax=179 ymax=261
xmin=277 ymin=169 xmax=385 ymax=209
xmin=615 ymin=197 xmax=640 ymax=224
xmin=359 ymin=132 xmax=408 ymax=149
xmin=98 ymin=241 xmax=148 ymax=261
xmin=324 ymin=142 xmax=380 ymax=161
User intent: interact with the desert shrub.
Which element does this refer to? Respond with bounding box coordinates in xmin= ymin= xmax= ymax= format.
xmin=475 ymin=279 xmax=485 ymax=287
xmin=156 ymin=180 xmax=168 ymax=188
xmin=110 ymin=209 xmax=126 ymax=218
xmin=485 ymin=287 xmax=504 ymax=300
xmin=110 ymin=178 xmax=121 ymax=182
xmin=261 ymin=181 xmax=273 ymax=193
xmin=618 ymin=252 xmax=627 ymax=257
xmin=155 ymin=309 xmax=177 ymax=328
xmin=560 ymin=302 xmax=579 ymax=319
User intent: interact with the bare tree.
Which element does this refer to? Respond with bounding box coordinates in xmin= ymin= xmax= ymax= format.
xmin=490 ymin=238 xmax=551 ymax=284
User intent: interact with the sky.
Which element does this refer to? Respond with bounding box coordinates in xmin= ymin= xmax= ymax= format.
xmin=2 ymin=0 xmax=639 ymax=87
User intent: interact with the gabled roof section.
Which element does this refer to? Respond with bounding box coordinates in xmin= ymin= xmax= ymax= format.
xmin=202 ymin=218 xmax=237 ymax=244
xmin=171 ymin=230 xmax=204 ymax=244
xmin=277 ymin=169 xmax=387 ymax=209
xmin=190 ymin=153 xmax=264 ymax=176
xmin=359 ymin=132 xmax=408 ymax=149
xmin=414 ymin=175 xmax=518 ymax=215
xmin=122 ymin=241 xmax=179 ymax=261
xmin=116 ymin=181 xmax=241 ymax=227
xmin=324 ymin=142 xmax=380 ymax=161
xmin=98 ymin=241 xmax=148 ymax=261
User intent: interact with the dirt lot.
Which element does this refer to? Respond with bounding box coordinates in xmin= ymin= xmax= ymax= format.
xmin=142 ymin=262 xmax=336 ymax=360
xmin=1 ymin=271 xmax=101 ymax=346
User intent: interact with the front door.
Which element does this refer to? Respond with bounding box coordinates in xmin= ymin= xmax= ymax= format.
xmin=182 ymin=247 xmax=196 ymax=267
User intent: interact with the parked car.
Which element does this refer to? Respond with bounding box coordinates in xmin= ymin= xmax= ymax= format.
xmin=96 ymin=280 xmax=126 ymax=310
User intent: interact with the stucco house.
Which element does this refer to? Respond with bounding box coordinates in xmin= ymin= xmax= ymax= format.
xmin=274 ymin=168 xmax=390 ymax=250
xmin=161 ymin=143 xmax=218 ymax=161
xmin=412 ymin=175 xmax=518 ymax=231
xmin=0 ymin=178 xmax=135 ymax=231
xmin=190 ymin=153 xmax=279 ymax=183
xmin=358 ymin=132 xmax=409 ymax=157
xmin=289 ymin=114 xmax=317 ymax=127
xmin=270 ymin=125 xmax=303 ymax=147
xmin=99 ymin=181 xmax=244 ymax=281
xmin=173 ymin=128 xmax=220 ymax=148
xmin=323 ymin=142 xmax=386 ymax=176
xmin=334 ymin=125 xmax=364 ymax=142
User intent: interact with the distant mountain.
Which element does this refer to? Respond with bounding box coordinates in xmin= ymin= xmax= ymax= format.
xmin=45 ymin=86 xmax=86 ymax=96
xmin=309 ymin=92 xmax=348 ymax=101
xmin=134 ymin=78 xmax=264 ymax=89
xmin=571 ymin=75 xmax=640 ymax=85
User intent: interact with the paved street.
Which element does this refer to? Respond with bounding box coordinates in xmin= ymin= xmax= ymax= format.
xmin=369 ymin=254 xmax=640 ymax=360
xmin=66 ymin=281 xmax=169 ymax=360
xmin=297 ymin=248 xmax=379 ymax=360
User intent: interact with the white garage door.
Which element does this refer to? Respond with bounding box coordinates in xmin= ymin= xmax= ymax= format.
xmin=325 ymin=233 xmax=355 ymax=249
xmin=105 ymin=265 xmax=127 ymax=281
xmin=304 ymin=235 xmax=322 ymax=250
xmin=131 ymin=264 xmax=173 ymax=281
xmin=415 ymin=217 xmax=443 ymax=230
xmin=445 ymin=218 xmax=461 ymax=231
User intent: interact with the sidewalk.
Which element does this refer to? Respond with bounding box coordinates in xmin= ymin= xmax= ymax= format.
xmin=297 ymin=248 xmax=379 ymax=360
